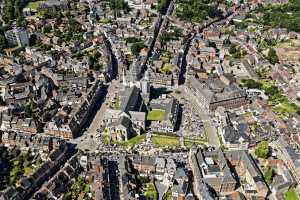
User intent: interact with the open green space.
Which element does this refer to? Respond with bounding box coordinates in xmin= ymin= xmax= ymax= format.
xmin=26 ymin=1 xmax=44 ymax=10
xmin=63 ymin=176 xmax=92 ymax=200
xmin=252 ymin=0 xmax=300 ymax=32
xmin=99 ymin=18 xmax=112 ymax=24
xmin=175 ymin=0 xmax=223 ymax=23
xmin=284 ymin=188 xmax=300 ymax=200
xmin=239 ymin=78 xmax=300 ymax=117
xmin=147 ymin=109 xmax=165 ymax=121
xmin=151 ymin=134 xmax=180 ymax=147
xmin=184 ymin=139 xmax=207 ymax=148
xmin=263 ymin=167 xmax=274 ymax=185
xmin=117 ymin=134 xmax=146 ymax=147
xmin=160 ymin=64 xmax=173 ymax=75
xmin=24 ymin=166 xmax=34 ymax=176
xmin=112 ymin=99 xmax=121 ymax=110
xmin=144 ymin=183 xmax=158 ymax=200
xmin=162 ymin=187 xmax=172 ymax=200
xmin=0 ymin=150 xmax=43 ymax=188
xmin=229 ymin=44 xmax=247 ymax=59
xmin=103 ymin=134 xmax=146 ymax=148
xmin=105 ymin=133 xmax=207 ymax=149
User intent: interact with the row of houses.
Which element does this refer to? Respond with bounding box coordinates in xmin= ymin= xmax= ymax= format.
xmin=0 ymin=142 xmax=70 ymax=200
xmin=0 ymin=131 xmax=65 ymax=153
xmin=44 ymin=80 xmax=104 ymax=139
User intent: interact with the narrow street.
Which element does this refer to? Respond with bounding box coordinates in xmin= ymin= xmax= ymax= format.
xmin=71 ymin=80 xmax=120 ymax=151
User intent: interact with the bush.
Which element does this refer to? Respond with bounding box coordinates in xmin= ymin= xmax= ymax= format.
xmin=240 ymin=79 xmax=262 ymax=89
xmin=131 ymin=42 xmax=146 ymax=57
xmin=175 ymin=0 xmax=214 ymax=23
xmin=256 ymin=0 xmax=300 ymax=32
xmin=255 ymin=141 xmax=270 ymax=159
xmin=264 ymin=167 xmax=274 ymax=185
xmin=157 ymin=0 xmax=171 ymax=14
xmin=266 ymin=48 xmax=279 ymax=65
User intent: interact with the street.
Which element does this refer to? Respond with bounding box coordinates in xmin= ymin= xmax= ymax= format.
xmin=179 ymin=86 xmax=220 ymax=147
xmin=71 ymin=80 xmax=120 ymax=151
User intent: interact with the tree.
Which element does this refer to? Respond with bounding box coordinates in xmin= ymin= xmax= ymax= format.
xmin=157 ymin=0 xmax=170 ymax=14
xmin=0 ymin=35 xmax=7 ymax=51
xmin=255 ymin=141 xmax=270 ymax=159
xmin=14 ymin=0 xmax=22 ymax=18
xmin=240 ymin=79 xmax=262 ymax=89
xmin=229 ymin=44 xmax=237 ymax=54
xmin=2 ymin=0 xmax=26 ymax=24
xmin=4 ymin=0 xmax=15 ymax=23
xmin=131 ymin=42 xmax=145 ymax=57
xmin=208 ymin=5 xmax=223 ymax=18
xmin=109 ymin=0 xmax=129 ymax=17
xmin=264 ymin=167 xmax=274 ymax=185
xmin=42 ymin=26 xmax=51 ymax=34
xmin=24 ymin=102 xmax=37 ymax=118
xmin=93 ymin=63 xmax=103 ymax=71
xmin=88 ymin=52 xmax=103 ymax=71
xmin=267 ymin=48 xmax=279 ymax=65
xmin=16 ymin=16 xmax=26 ymax=27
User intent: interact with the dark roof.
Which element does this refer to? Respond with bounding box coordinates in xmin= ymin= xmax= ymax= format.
xmin=223 ymin=125 xmax=250 ymax=144
xmin=120 ymin=86 xmax=142 ymax=113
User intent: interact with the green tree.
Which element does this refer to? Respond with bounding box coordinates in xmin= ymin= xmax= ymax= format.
xmin=14 ymin=0 xmax=22 ymax=18
xmin=264 ymin=167 xmax=274 ymax=185
xmin=0 ymin=35 xmax=7 ymax=51
xmin=255 ymin=141 xmax=270 ymax=159
xmin=131 ymin=42 xmax=146 ymax=57
xmin=223 ymin=38 xmax=231 ymax=46
xmin=88 ymin=51 xmax=103 ymax=71
xmin=16 ymin=16 xmax=26 ymax=27
xmin=229 ymin=44 xmax=237 ymax=54
xmin=93 ymin=63 xmax=103 ymax=71
xmin=240 ymin=79 xmax=262 ymax=89
xmin=267 ymin=48 xmax=279 ymax=65
xmin=2 ymin=0 xmax=26 ymax=24
xmin=43 ymin=26 xmax=51 ymax=34
xmin=109 ymin=0 xmax=129 ymax=17
xmin=24 ymin=102 xmax=37 ymax=118
xmin=4 ymin=0 xmax=15 ymax=23
xmin=157 ymin=0 xmax=170 ymax=14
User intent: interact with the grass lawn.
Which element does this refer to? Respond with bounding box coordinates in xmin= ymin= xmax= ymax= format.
xmin=184 ymin=139 xmax=206 ymax=148
xmin=99 ymin=18 xmax=112 ymax=24
xmin=162 ymin=187 xmax=172 ymax=200
xmin=112 ymin=99 xmax=121 ymax=110
xmin=24 ymin=166 xmax=33 ymax=176
xmin=147 ymin=109 xmax=165 ymax=121
xmin=119 ymin=134 xmax=146 ymax=147
xmin=145 ymin=183 xmax=158 ymax=200
xmin=110 ymin=134 xmax=146 ymax=148
xmin=26 ymin=1 xmax=44 ymax=9
xmin=285 ymin=188 xmax=300 ymax=200
xmin=151 ymin=134 xmax=180 ymax=147
xmin=239 ymin=78 xmax=300 ymax=117
xmin=160 ymin=64 xmax=172 ymax=74
xmin=274 ymin=102 xmax=299 ymax=115
xmin=102 ymin=134 xmax=111 ymax=145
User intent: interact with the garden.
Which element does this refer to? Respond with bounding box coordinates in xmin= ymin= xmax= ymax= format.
xmin=147 ymin=109 xmax=166 ymax=121
xmin=239 ymin=78 xmax=300 ymax=118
